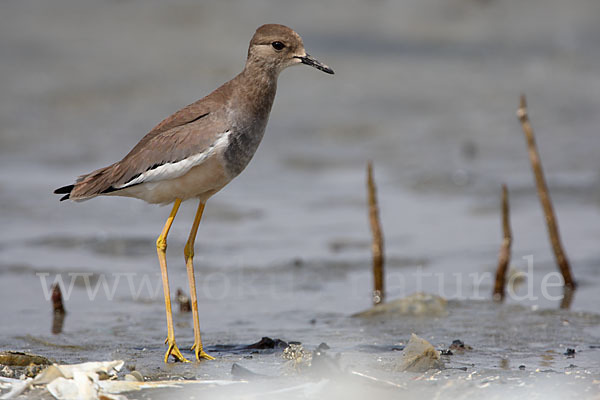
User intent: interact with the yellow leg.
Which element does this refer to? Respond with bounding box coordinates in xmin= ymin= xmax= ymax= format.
xmin=184 ymin=201 xmax=215 ymax=361
xmin=156 ymin=199 xmax=189 ymax=363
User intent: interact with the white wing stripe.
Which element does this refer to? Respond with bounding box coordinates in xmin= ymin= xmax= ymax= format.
xmin=116 ymin=130 xmax=230 ymax=189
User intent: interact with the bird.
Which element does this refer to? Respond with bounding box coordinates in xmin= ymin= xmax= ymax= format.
xmin=54 ymin=24 xmax=334 ymax=363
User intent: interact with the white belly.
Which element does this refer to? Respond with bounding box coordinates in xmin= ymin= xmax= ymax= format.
xmin=110 ymin=156 xmax=230 ymax=204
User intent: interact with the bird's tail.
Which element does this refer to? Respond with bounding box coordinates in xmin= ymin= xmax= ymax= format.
xmin=54 ymin=164 xmax=117 ymax=201
xmin=54 ymin=185 xmax=75 ymax=201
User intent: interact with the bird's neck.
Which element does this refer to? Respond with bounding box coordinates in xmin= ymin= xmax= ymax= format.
xmin=230 ymin=62 xmax=279 ymax=122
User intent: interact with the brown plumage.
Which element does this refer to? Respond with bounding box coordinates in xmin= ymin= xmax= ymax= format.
xmin=55 ymin=24 xmax=333 ymax=205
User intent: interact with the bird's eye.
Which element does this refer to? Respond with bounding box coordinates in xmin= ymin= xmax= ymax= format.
xmin=271 ymin=41 xmax=285 ymax=51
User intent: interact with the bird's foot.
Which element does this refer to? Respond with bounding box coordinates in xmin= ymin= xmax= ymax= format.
xmin=164 ymin=337 xmax=190 ymax=363
xmin=191 ymin=342 xmax=215 ymax=361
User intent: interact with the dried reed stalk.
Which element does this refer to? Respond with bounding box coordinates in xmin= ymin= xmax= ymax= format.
xmin=493 ymin=184 xmax=512 ymax=301
xmin=517 ymin=95 xmax=576 ymax=289
xmin=367 ymin=162 xmax=385 ymax=305
xmin=560 ymin=286 xmax=575 ymax=309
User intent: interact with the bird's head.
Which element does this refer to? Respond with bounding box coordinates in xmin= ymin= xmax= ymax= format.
xmin=246 ymin=24 xmax=334 ymax=76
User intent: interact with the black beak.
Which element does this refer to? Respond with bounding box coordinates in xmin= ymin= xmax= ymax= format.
xmin=295 ymin=54 xmax=334 ymax=75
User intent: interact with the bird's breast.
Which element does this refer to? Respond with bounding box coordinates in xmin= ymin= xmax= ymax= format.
xmin=222 ymin=121 xmax=268 ymax=177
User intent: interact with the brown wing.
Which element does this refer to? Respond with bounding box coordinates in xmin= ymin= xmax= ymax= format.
xmin=126 ymin=82 xmax=231 ymax=156
xmin=67 ymin=81 xmax=234 ymax=200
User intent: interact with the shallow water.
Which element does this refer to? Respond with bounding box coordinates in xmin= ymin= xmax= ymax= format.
xmin=1 ymin=0 xmax=600 ymax=398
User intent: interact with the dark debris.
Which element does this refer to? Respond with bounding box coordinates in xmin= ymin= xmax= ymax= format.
xmin=564 ymin=348 xmax=576 ymax=357
xmin=245 ymin=337 xmax=289 ymax=350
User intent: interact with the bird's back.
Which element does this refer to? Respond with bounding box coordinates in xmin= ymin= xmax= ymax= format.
xmin=60 ymin=79 xmax=241 ymax=202
xmin=54 ymin=23 xmax=331 ymax=205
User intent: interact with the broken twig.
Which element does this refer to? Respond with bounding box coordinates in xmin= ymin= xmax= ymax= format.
xmin=493 ymin=184 xmax=512 ymax=301
xmin=367 ymin=162 xmax=385 ymax=305
xmin=176 ymin=288 xmax=191 ymax=312
xmin=51 ymin=283 xmax=66 ymax=334
xmin=517 ymin=95 xmax=575 ymax=290
xmin=51 ymin=283 xmax=66 ymax=315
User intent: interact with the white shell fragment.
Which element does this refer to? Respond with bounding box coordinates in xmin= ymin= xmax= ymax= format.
xmin=0 ymin=377 xmax=33 ymax=399
xmin=0 ymin=360 xmax=125 ymax=400
xmin=0 ymin=359 xmax=244 ymax=400
xmin=398 ymin=333 xmax=445 ymax=372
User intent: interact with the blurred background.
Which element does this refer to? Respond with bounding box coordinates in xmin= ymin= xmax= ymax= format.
xmin=1 ymin=0 xmax=599 ymax=385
